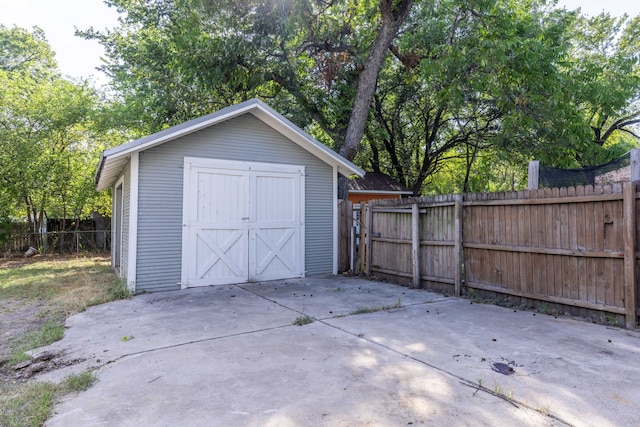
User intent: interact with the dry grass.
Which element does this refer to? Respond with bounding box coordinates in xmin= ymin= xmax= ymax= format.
xmin=0 ymin=255 xmax=128 ymax=364
xmin=0 ymin=255 xmax=126 ymax=427
xmin=0 ymin=255 xmax=125 ymax=316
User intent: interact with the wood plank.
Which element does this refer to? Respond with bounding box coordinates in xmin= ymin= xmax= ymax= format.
xmin=542 ymin=188 xmax=554 ymax=297
xmin=602 ymin=187 xmax=615 ymax=307
xmin=463 ymin=193 xmax=623 ymax=207
xmin=552 ymin=187 xmax=563 ymax=298
xmin=584 ymin=185 xmax=597 ymax=303
xmin=372 ymin=237 xmax=456 ymax=246
xmin=594 ymin=186 xmax=606 ymax=304
xmin=462 ymin=242 xmax=624 ymax=258
xmin=465 ymin=281 xmax=626 ymax=315
xmin=576 ymin=186 xmax=587 ymax=303
xmin=503 ymin=198 xmax=514 ymax=291
xmin=530 ymin=194 xmax=541 ymax=297
xmin=568 ymin=187 xmax=579 ymax=300
xmin=624 ymin=182 xmax=637 ymax=328
xmin=365 ymin=204 xmax=372 ymax=276
xmin=412 ymin=203 xmax=420 ymax=288
xmin=611 ymin=190 xmax=625 ymax=308
xmin=371 ymin=267 xmax=456 ymax=286
xmin=372 ymin=205 xmax=454 ymax=213
xmin=498 ymin=192 xmax=508 ymax=288
xmin=454 ymin=194 xmax=463 ymax=295
xmin=518 ymin=191 xmax=529 ymax=294
xmin=359 ymin=202 xmax=366 ymax=273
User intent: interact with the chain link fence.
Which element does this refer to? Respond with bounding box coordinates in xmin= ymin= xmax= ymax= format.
xmin=1 ymin=230 xmax=111 ymax=256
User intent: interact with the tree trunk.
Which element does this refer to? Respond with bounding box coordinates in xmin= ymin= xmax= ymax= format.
xmin=337 ymin=0 xmax=413 ymax=199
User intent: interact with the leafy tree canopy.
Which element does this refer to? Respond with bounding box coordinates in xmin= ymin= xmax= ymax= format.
xmin=76 ymin=1 xmax=640 ymax=195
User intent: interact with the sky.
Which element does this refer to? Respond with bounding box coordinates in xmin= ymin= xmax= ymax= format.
xmin=0 ymin=0 xmax=639 ymax=86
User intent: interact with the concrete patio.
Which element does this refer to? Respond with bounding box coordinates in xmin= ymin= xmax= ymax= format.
xmin=37 ymin=276 xmax=640 ymax=426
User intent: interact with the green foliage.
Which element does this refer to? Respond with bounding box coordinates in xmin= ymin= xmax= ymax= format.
xmin=60 ymin=370 xmax=96 ymax=393
xmin=0 ymin=24 xmax=118 ymax=226
xmin=560 ymin=13 xmax=640 ymax=166
xmin=350 ymin=298 xmax=402 ymax=315
xmin=77 ymin=1 xmax=640 ymax=195
xmin=292 ymin=314 xmax=314 ymax=326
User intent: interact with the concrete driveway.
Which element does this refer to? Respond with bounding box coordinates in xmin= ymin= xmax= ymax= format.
xmin=38 ymin=276 xmax=640 ymax=426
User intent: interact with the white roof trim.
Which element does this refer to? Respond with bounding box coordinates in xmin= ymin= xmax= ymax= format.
xmin=349 ymin=190 xmax=413 ymax=195
xmin=96 ymin=99 xmax=364 ymax=191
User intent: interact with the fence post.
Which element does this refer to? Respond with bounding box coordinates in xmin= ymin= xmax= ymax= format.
xmin=454 ymin=194 xmax=463 ymax=296
xmin=528 ymin=161 xmax=539 ymax=190
xmin=365 ymin=203 xmax=373 ymax=276
xmin=412 ymin=202 xmax=420 ymax=288
xmin=631 ymin=149 xmax=640 ymax=182
xmin=358 ymin=201 xmax=366 ymax=274
xmin=624 ymin=181 xmax=638 ymax=329
xmin=350 ymin=206 xmax=356 ymax=272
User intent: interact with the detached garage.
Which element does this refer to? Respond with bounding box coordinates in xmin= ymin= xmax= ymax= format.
xmin=95 ymin=99 xmax=364 ymax=293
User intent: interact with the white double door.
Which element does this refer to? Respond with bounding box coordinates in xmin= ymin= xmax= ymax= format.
xmin=181 ymin=158 xmax=305 ymax=287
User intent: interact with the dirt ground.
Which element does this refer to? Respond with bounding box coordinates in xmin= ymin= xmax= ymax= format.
xmin=0 ymin=255 xmax=98 ymax=382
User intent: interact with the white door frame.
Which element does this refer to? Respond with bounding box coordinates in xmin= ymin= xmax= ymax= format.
xmin=112 ymin=175 xmax=124 ymax=277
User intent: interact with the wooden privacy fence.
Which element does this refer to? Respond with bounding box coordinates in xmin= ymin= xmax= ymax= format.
xmin=352 ymin=182 xmax=639 ymax=329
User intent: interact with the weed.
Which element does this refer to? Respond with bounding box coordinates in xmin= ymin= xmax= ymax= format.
xmin=108 ymin=279 xmax=132 ymax=300
xmin=466 ymin=288 xmax=478 ymax=301
xmin=537 ymin=401 xmax=552 ymax=416
xmin=605 ymin=313 xmax=618 ymax=326
xmin=121 ymin=335 xmax=135 ymax=342
xmin=333 ymin=287 xmax=341 ymax=292
xmin=0 ymin=381 xmax=57 ymax=427
xmin=473 ymin=378 xmax=485 ymax=396
xmin=493 ymin=381 xmax=503 ymax=396
xmin=61 ymin=370 xmax=95 ymax=393
xmin=10 ymin=320 xmax=64 ymax=366
xmin=0 ymin=370 xmax=95 ymax=427
xmin=292 ymin=315 xmax=314 ymax=326
xmin=350 ymin=298 xmax=402 ymax=315
xmin=505 ymin=387 xmax=515 ymax=400
xmin=491 ymin=381 xmax=515 ymax=401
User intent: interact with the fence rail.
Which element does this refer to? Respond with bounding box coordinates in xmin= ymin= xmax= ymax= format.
xmin=339 ymin=183 xmax=640 ymax=329
xmin=1 ymin=230 xmax=111 ymax=256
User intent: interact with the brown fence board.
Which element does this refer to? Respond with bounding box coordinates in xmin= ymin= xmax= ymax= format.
xmin=360 ymin=181 xmax=638 ymax=327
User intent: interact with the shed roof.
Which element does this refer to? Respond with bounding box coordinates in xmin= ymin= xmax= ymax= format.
xmin=95 ymin=98 xmax=364 ymax=191
xmin=348 ymin=172 xmax=412 ymax=194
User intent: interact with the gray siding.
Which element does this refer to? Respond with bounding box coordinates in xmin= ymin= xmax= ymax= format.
xmin=112 ymin=161 xmax=130 ymax=280
xmin=136 ymin=114 xmax=334 ymax=292
xmin=122 ymin=161 xmax=130 ymax=278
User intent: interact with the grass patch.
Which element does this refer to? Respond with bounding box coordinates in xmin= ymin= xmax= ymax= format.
xmin=350 ymin=298 xmax=402 ymax=315
xmin=0 ymin=381 xmax=57 ymax=427
xmin=0 ymin=256 xmax=128 ymax=316
xmin=0 ymin=256 xmax=122 ymax=426
xmin=0 ymin=370 xmax=95 ymax=427
xmin=60 ymin=370 xmax=95 ymax=393
xmin=292 ymin=314 xmax=314 ymax=326
xmin=9 ymin=320 xmax=65 ymax=366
